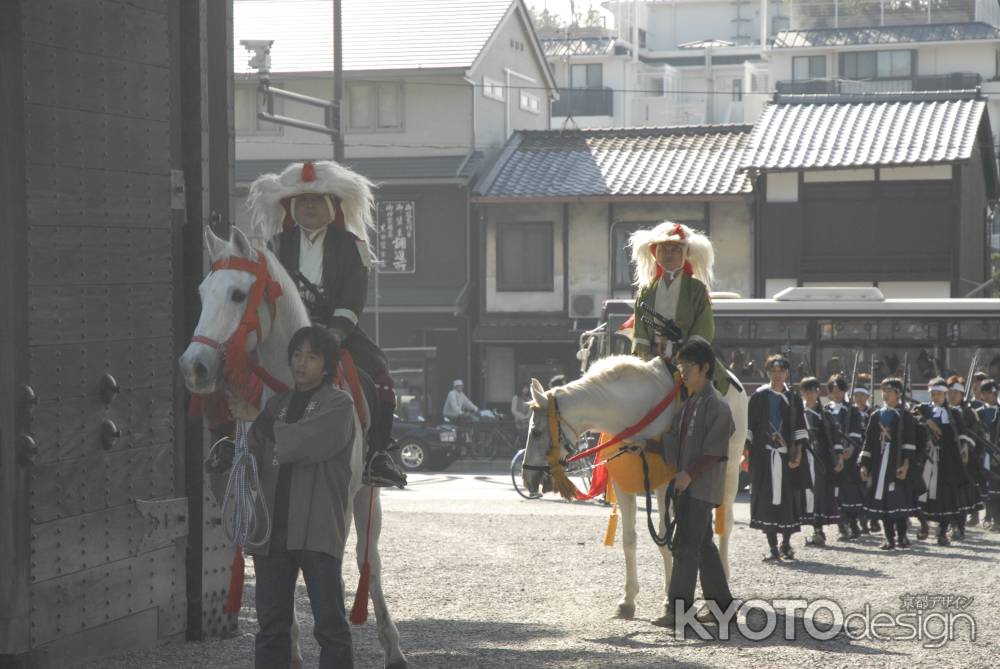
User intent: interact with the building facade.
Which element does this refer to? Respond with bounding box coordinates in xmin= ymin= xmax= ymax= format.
xmin=471 ymin=125 xmax=754 ymax=402
xmin=742 ymin=92 xmax=999 ymax=298
xmin=232 ymin=0 xmax=557 ymax=415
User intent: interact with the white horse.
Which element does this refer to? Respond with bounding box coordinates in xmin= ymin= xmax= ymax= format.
xmin=178 ymin=227 xmax=407 ymax=669
xmin=521 ymin=354 xmax=748 ymax=623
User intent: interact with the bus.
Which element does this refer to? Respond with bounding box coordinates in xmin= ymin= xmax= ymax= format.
xmin=578 ymin=287 xmax=1000 ymax=398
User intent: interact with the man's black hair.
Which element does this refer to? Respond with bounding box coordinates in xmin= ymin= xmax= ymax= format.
xmin=981 ymin=379 xmax=998 ymax=394
xmin=800 ymin=376 xmax=821 ymax=392
xmin=548 ymin=374 xmax=567 ymax=389
xmin=288 ymin=326 xmax=341 ymax=378
xmin=676 ymin=338 xmax=715 ymax=379
xmin=972 ymin=371 xmax=988 ymax=382
xmin=827 ymin=374 xmax=848 ymax=392
xmin=765 ymin=354 xmax=789 ymax=370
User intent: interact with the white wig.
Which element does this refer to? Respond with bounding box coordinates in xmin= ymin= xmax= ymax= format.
xmin=627 ymin=221 xmax=715 ymax=290
xmin=246 ymin=160 xmax=376 ymax=266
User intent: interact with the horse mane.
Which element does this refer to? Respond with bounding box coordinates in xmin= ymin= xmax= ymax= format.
xmin=569 ymin=354 xmax=663 ymax=389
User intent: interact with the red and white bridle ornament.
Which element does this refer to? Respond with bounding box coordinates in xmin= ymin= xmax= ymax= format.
xmin=190 ymin=253 xmax=288 ymax=395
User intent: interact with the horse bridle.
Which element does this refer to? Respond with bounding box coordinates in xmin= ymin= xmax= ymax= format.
xmin=190 ymin=253 xmax=287 ymax=392
xmin=521 ymin=393 xmax=582 ymax=475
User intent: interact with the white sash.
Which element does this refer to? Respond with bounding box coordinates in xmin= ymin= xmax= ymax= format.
xmin=921 ymin=442 xmax=939 ymax=502
xmin=767 ymin=443 xmax=788 ymax=505
xmin=805 ymin=450 xmax=816 ymax=513
xmin=874 ymin=440 xmax=892 ymax=501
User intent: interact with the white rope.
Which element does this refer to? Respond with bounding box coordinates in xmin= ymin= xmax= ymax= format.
xmin=208 ymin=418 xmax=271 ymax=548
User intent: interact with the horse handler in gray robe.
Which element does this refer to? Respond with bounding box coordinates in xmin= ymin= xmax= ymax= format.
xmin=227 ymin=326 xmax=362 ymax=669
xmin=655 ymin=338 xmax=736 ymax=629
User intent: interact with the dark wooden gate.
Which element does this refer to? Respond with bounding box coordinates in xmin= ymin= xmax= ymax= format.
xmin=0 ymin=1 xmax=235 ymax=665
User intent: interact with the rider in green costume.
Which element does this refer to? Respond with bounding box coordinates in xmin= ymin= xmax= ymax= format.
xmin=628 ymin=221 xmax=729 ymax=394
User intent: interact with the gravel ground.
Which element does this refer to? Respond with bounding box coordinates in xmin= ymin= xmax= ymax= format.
xmin=83 ymin=465 xmax=1000 ymax=669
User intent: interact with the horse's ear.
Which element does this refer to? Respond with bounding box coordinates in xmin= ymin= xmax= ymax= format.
xmin=529 ymin=378 xmax=547 ymax=407
xmin=204 ymin=226 xmax=226 ymax=261
xmin=230 ymin=226 xmax=258 ymax=260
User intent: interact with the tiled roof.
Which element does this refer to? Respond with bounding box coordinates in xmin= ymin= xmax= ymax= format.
xmin=236 ymin=153 xmax=484 ymax=183
xmin=474 ymin=125 xmax=753 ymax=199
xmin=542 ymin=36 xmax=616 ymax=57
xmin=773 ymin=22 xmax=1000 ymax=48
xmin=741 ymin=93 xmax=987 ymax=171
xmin=234 ymin=0 xmax=515 ymax=73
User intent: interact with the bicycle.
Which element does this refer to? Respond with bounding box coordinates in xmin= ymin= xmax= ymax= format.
xmin=510 ymin=433 xmax=597 ymax=500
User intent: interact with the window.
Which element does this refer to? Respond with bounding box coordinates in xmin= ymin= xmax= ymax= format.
xmin=570 ymin=63 xmax=603 ymax=89
xmin=497 ymin=222 xmax=553 ymax=291
xmin=732 ymin=78 xmax=743 ymax=102
xmin=841 ymin=50 xmax=914 ymax=80
xmin=519 ymin=90 xmax=540 ymax=114
xmin=483 ymin=76 xmax=505 ymax=101
xmin=346 ymin=82 xmax=404 ymax=131
xmin=792 ymin=55 xmax=826 ymax=80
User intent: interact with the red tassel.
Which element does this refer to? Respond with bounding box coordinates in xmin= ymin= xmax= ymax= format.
xmin=224 ymin=546 xmax=245 ymax=615
xmin=683 ymin=259 xmax=694 ymax=276
xmin=349 ymin=562 xmax=370 ymax=625
xmin=301 ymin=161 xmax=317 ymax=182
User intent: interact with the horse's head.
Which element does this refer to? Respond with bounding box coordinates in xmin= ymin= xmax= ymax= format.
xmin=521 ymin=378 xmax=573 ymax=494
xmin=178 ymin=226 xmax=277 ymax=394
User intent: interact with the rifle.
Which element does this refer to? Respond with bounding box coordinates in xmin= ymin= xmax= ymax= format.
xmin=965 ymin=348 xmax=982 ymax=403
xmin=783 ymin=333 xmax=802 ymax=466
xmin=896 ymin=352 xmax=910 ymax=472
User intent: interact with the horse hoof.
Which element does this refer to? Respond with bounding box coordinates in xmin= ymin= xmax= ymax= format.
xmin=386 ymin=659 xmax=409 ymax=669
xmin=614 ymin=604 xmax=635 ymax=619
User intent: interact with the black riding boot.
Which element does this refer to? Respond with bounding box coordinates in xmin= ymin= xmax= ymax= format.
xmin=363 ymin=402 xmax=407 ymax=488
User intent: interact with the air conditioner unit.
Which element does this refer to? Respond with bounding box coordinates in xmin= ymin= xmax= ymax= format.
xmin=569 ymin=293 xmax=597 ymax=318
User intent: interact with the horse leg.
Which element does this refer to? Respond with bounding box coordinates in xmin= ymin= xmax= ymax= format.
xmin=655 ymin=484 xmax=674 ymax=619
xmin=290 ymin=611 xmax=303 ymax=669
xmin=615 ymin=484 xmax=639 ymax=619
xmin=718 ymin=501 xmax=734 ymax=580
xmin=354 ymin=486 xmax=407 ymax=669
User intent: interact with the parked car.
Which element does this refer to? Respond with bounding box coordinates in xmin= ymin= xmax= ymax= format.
xmin=390 ymin=416 xmax=460 ymax=472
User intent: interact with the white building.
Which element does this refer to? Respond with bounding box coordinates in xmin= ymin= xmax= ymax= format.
xmin=232 ymin=0 xmax=557 ymax=412
xmin=544 ymin=0 xmax=786 ymax=128
xmin=758 ymin=0 xmax=1000 ymax=130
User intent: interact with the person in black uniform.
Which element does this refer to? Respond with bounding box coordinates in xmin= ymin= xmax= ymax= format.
xmin=826 ymin=375 xmax=866 ymax=540
xmin=799 ymin=377 xmax=842 ymax=547
xmin=248 ymin=160 xmax=407 ymax=488
xmin=747 ymin=354 xmax=807 ymax=561
xmin=860 ymin=378 xmax=921 ymax=550
xmin=975 ymin=380 xmax=1000 ymax=530
xmin=914 ymin=377 xmax=980 ymax=545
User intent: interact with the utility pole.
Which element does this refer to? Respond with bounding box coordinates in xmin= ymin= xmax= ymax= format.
xmin=333 ymin=0 xmax=344 ymax=161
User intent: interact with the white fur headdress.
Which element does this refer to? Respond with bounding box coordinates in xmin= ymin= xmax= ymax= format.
xmin=246 ymin=160 xmax=376 ymax=266
xmin=627 ymin=221 xmax=715 ymax=290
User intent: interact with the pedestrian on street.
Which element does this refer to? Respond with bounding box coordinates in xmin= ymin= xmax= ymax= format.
xmin=656 ymin=338 xmax=735 ymax=629
xmin=226 ymin=325 xmax=360 ymax=669
xmin=443 ymin=379 xmax=478 ymax=420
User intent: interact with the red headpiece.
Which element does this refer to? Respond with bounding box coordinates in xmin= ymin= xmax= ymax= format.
xmin=301 ymin=161 xmax=317 ymax=182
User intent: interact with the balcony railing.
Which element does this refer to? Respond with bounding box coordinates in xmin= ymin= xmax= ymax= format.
xmin=776 ymin=73 xmax=982 ymax=95
xmin=787 ymin=0 xmax=998 ymax=30
xmin=552 ymin=87 xmax=614 ymax=117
